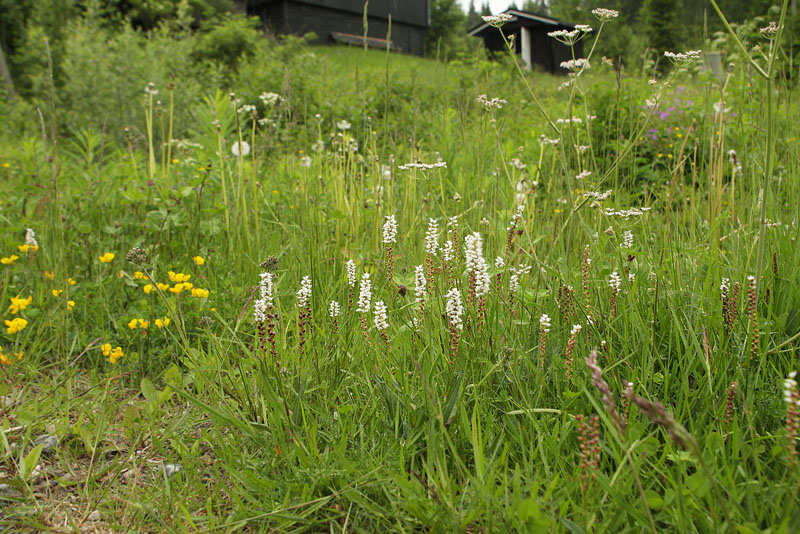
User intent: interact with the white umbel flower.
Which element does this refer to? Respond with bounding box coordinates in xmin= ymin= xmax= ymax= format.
xmin=592 ymin=8 xmax=619 ymax=21
xmin=373 ymin=300 xmax=389 ymax=331
xmin=382 ymin=214 xmax=398 ymax=244
xmin=425 ymin=218 xmax=439 ymax=255
xmin=446 ymin=288 xmax=464 ymax=330
xmin=296 ymin=275 xmax=312 ymax=308
xmin=346 ymin=259 xmax=356 ymax=287
xmin=414 ymin=265 xmax=426 ymax=303
xmin=357 ymin=273 xmax=372 ymax=313
xmin=571 ymin=324 xmax=582 ymax=336
xmin=329 ymin=300 xmax=340 ymax=318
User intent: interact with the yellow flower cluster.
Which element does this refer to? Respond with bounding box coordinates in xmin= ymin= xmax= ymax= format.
xmin=191 ymin=288 xmax=209 ymax=298
xmin=192 ymin=256 xmax=205 ymax=265
xmin=134 ymin=271 xmax=148 ymax=280
xmin=44 ymin=271 xmax=54 ymax=279
xmin=101 ymin=343 xmax=124 ymax=364
xmin=155 ymin=317 xmax=170 ymax=328
xmin=17 ymin=244 xmax=38 ymax=253
xmin=168 ymin=271 xmax=191 ymax=283
xmin=1 ymin=255 xmax=19 ymax=265
xmin=128 ymin=318 xmax=150 ymax=330
xmin=0 ymin=347 xmax=23 ymax=365
xmin=5 ymin=317 xmax=28 ymax=334
xmin=8 ymin=295 xmax=32 ymax=314
xmin=98 ymin=252 xmax=115 ymax=263
xmin=52 ymin=289 xmax=63 ymax=297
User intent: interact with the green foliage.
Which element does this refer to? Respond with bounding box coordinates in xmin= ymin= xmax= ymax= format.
xmin=426 ymin=0 xmax=469 ymax=58
xmin=193 ymin=14 xmax=262 ymax=73
xmin=641 ymin=0 xmax=682 ymax=67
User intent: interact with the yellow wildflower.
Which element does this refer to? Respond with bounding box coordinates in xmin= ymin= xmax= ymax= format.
xmin=8 ymin=295 xmax=32 ymax=314
xmin=143 ymin=284 xmax=155 ymax=294
xmin=155 ymin=317 xmax=170 ymax=328
xmin=98 ymin=252 xmax=115 ymax=263
xmin=18 ymin=244 xmax=30 ymax=253
xmin=192 ymin=256 xmax=205 ymax=265
xmin=44 ymin=271 xmax=54 ymax=279
xmin=169 ymin=283 xmax=184 ymax=294
xmin=5 ymin=317 xmax=28 ymax=334
xmin=52 ymin=289 xmax=63 ymax=297
xmin=157 ymin=282 xmax=170 ymax=291
xmin=138 ymin=319 xmax=149 ymax=329
xmin=168 ymin=271 xmax=191 ymax=283
xmin=657 ymin=153 xmax=663 ymax=158
xmin=117 ymin=271 xmax=124 ymax=278
xmin=108 ymin=346 xmax=124 ymax=365
xmin=191 ymin=288 xmax=209 ymax=298
xmin=172 ymin=159 xmax=179 ymax=164
xmin=68 ymin=277 xmax=76 ymax=286
xmin=68 ymin=300 xmax=74 ymax=311
xmin=0 ymin=352 xmax=8 ymax=365
xmin=2 ymin=163 xmax=9 ymax=168
xmin=128 ymin=318 xmax=138 ymax=329
xmin=182 ymin=282 xmax=193 ymax=290
xmin=1 ymin=255 xmax=19 ymax=265
xmin=101 ymin=343 xmax=112 ymax=356
xmin=134 ymin=271 xmax=147 ymax=280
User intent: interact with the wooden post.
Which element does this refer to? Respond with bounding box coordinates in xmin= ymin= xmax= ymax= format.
xmin=520 ymin=26 xmax=532 ymax=70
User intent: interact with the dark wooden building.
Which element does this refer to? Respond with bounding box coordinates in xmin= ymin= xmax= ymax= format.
xmin=243 ymin=0 xmax=430 ymax=56
xmin=468 ymin=10 xmax=584 ymax=74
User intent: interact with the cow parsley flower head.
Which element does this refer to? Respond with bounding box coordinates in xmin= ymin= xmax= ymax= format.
xmin=481 ymin=13 xmax=514 ymax=27
xmin=592 ymin=8 xmax=619 ymax=21
xmin=664 ymin=50 xmax=702 ymax=65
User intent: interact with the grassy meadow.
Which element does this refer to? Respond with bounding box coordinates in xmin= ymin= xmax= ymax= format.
xmin=2 ymin=10 xmax=800 ymax=533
